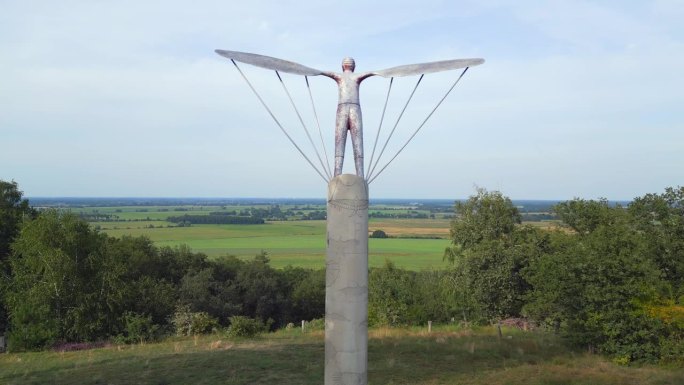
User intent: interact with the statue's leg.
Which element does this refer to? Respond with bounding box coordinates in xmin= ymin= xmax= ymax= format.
xmin=349 ymin=105 xmax=364 ymax=178
xmin=334 ymin=105 xmax=349 ymax=177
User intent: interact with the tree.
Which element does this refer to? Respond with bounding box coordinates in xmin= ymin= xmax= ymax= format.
xmin=370 ymin=229 xmax=388 ymax=238
xmin=524 ymin=198 xmax=673 ymax=362
xmin=553 ymin=198 xmax=616 ymax=234
xmin=443 ymin=188 xmax=535 ymax=321
xmin=178 ymin=266 xmax=241 ymax=324
xmin=0 ymin=180 xmax=35 ymax=333
xmin=368 ymin=261 xmax=415 ymax=326
xmin=235 ymin=252 xmax=288 ymax=328
xmin=4 ymin=213 xmax=205 ymax=350
xmin=628 ymin=187 xmax=684 ymax=296
xmin=288 ymin=268 xmax=325 ymax=322
xmin=5 ymin=210 xmax=109 ymax=349
xmin=407 ymin=270 xmax=462 ymax=325
xmin=444 ymin=187 xmax=520 ymax=261
xmin=0 ymin=180 xmax=34 ymax=260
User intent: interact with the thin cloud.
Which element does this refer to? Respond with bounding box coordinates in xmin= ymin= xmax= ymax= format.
xmin=0 ymin=0 xmax=682 ymax=199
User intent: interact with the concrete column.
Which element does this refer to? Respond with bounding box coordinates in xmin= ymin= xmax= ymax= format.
xmin=325 ymin=174 xmax=368 ymax=385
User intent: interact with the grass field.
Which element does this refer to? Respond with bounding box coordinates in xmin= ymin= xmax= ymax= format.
xmin=2 ymin=326 xmax=681 ymax=384
xmin=70 ymin=204 xmax=557 ymax=270
xmin=96 ymin=220 xmax=451 ymax=269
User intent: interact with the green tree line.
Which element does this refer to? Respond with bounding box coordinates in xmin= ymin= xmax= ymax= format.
xmin=166 ymin=214 xmax=265 ymax=225
xmin=441 ymin=187 xmax=683 ymax=364
xmin=3 ymin=210 xmax=324 ymax=350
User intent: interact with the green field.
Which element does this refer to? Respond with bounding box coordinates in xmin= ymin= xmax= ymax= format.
xmin=2 ymin=326 xmax=681 ymax=385
xmin=96 ymin=220 xmax=451 ymax=269
xmin=65 ymin=202 xmax=563 ymax=270
xmin=67 ymin=201 xmax=457 ymax=269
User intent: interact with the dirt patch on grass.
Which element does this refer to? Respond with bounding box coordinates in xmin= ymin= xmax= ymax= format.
xmin=370 ymin=225 xmax=450 ymax=237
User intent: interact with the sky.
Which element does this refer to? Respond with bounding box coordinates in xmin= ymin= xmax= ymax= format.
xmin=1 ymin=0 xmax=682 ymax=200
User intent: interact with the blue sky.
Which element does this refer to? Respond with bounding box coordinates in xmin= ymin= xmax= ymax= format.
xmin=1 ymin=0 xmax=682 ymax=199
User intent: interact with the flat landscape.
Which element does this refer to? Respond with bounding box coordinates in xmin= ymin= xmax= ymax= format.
xmin=47 ymin=198 xmax=558 ymax=270
xmin=57 ymin=202 xmax=455 ymax=269
xmin=98 ymin=221 xmax=449 ymax=269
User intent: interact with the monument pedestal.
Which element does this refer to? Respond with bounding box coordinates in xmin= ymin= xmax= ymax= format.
xmin=325 ymin=174 xmax=369 ymax=385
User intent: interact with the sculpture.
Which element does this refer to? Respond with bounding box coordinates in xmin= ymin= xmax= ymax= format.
xmin=216 ymin=49 xmax=484 ymax=385
xmin=215 ymin=50 xmax=484 ymax=179
xmin=322 ymin=57 xmax=372 ymax=178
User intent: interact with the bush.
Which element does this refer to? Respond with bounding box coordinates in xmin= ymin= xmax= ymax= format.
xmin=116 ymin=312 xmax=160 ymax=344
xmin=227 ymin=316 xmax=267 ymax=338
xmin=304 ymin=318 xmax=325 ymax=331
xmin=171 ymin=305 xmax=219 ymax=336
xmin=370 ymin=229 xmax=388 ymax=238
xmin=368 ymin=261 xmax=413 ymax=326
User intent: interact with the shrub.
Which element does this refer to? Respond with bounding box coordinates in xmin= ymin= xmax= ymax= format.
xmin=370 ymin=229 xmax=388 ymax=238
xmin=171 ymin=305 xmax=219 ymax=336
xmin=227 ymin=316 xmax=266 ymax=338
xmin=304 ymin=318 xmax=325 ymax=331
xmin=116 ymin=312 xmax=160 ymax=344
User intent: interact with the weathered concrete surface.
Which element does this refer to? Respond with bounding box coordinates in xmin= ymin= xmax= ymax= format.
xmin=325 ymin=174 xmax=369 ymax=385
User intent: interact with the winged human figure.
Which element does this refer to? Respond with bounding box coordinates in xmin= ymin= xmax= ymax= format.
xmin=216 ymin=50 xmax=484 ymax=178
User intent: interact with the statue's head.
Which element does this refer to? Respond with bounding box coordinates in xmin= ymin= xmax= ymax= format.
xmin=342 ymin=57 xmax=355 ymax=72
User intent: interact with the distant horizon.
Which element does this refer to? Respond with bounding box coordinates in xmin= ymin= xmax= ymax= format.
xmin=26 ymin=196 xmax=632 ymax=203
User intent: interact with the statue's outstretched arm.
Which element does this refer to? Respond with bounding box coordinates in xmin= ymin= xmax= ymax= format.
xmin=371 ymin=58 xmax=484 ymax=78
xmin=357 ymin=72 xmax=376 ymax=81
xmin=215 ymin=50 xmax=325 ymax=76
xmin=320 ymin=71 xmax=341 ymax=81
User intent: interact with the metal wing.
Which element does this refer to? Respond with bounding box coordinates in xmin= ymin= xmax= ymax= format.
xmin=372 ymin=58 xmax=485 ymax=78
xmin=215 ymin=49 xmax=324 ymax=76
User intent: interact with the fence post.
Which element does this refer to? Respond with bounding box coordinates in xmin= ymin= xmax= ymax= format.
xmin=302 ymin=320 xmax=305 ymax=332
xmin=428 ymin=320 xmax=432 ymax=333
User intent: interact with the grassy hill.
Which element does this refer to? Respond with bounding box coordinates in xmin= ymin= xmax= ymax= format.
xmin=1 ymin=326 xmax=681 ymax=384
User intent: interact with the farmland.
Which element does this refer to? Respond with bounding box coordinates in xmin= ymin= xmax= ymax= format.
xmin=34 ymin=198 xmax=560 ymax=270
xmin=47 ymin=201 xmax=456 ymax=269
xmin=96 ymin=219 xmax=449 ymax=269
xmin=28 ymin=198 xmax=554 ymax=270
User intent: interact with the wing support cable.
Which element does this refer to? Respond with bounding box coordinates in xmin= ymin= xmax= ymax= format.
xmin=368 ymin=67 xmax=469 ymax=184
xmin=230 ymin=60 xmax=329 ymax=183
xmin=276 ymin=71 xmax=332 ymax=180
xmin=305 ymin=76 xmax=333 ymax=178
xmin=367 ymin=74 xmax=424 ymax=181
xmin=367 ymin=77 xmax=393 ymax=180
